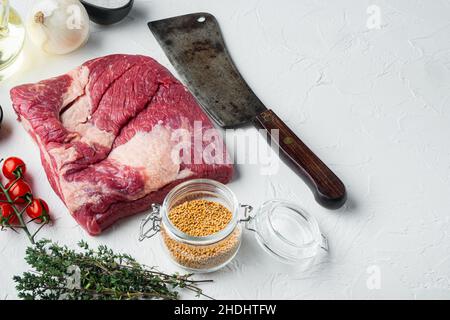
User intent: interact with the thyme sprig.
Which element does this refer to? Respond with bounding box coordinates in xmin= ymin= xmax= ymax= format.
xmin=14 ymin=239 xmax=213 ymax=300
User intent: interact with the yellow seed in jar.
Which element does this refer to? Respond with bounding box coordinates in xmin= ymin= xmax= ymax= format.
xmin=161 ymin=226 xmax=240 ymax=270
xmin=162 ymin=199 xmax=240 ymax=271
xmin=168 ymin=199 xmax=232 ymax=237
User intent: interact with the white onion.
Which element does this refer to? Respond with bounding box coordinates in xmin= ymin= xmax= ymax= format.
xmin=26 ymin=0 xmax=90 ymax=55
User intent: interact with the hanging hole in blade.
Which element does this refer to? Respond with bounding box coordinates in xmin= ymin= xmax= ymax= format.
xmin=197 ymin=16 xmax=206 ymax=23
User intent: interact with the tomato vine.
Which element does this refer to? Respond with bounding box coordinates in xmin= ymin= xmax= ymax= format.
xmin=0 ymin=158 xmax=50 ymax=244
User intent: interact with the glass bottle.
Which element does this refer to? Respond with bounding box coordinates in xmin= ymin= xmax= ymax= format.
xmin=0 ymin=0 xmax=25 ymax=81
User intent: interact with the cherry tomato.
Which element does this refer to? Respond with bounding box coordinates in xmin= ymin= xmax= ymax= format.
xmin=26 ymin=198 xmax=50 ymax=223
xmin=6 ymin=179 xmax=32 ymax=204
xmin=2 ymin=157 xmax=26 ymax=179
xmin=0 ymin=203 xmax=18 ymax=225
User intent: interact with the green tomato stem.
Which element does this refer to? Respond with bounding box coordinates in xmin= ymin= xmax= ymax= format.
xmin=0 ymin=181 xmax=34 ymax=243
xmin=0 ymin=159 xmax=47 ymax=245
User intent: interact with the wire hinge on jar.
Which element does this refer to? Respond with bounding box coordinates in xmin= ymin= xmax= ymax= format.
xmin=139 ymin=203 xmax=162 ymax=241
xmin=320 ymin=234 xmax=329 ymax=251
xmin=238 ymin=204 xmax=253 ymax=221
xmin=239 ymin=204 xmax=258 ymax=232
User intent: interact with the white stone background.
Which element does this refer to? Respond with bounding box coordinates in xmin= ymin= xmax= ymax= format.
xmin=1 ymin=0 xmax=450 ymax=300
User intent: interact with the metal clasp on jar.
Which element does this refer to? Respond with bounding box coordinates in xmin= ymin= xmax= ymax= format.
xmin=139 ymin=204 xmax=162 ymax=241
xmin=238 ymin=204 xmax=256 ymax=230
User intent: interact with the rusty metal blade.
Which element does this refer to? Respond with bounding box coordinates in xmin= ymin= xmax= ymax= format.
xmin=149 ymin=12 xmax=267 ymax=128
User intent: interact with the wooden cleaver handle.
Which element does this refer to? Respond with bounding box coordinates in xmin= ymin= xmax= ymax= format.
xmin=254 ymin=109 xmax=346 ymax=209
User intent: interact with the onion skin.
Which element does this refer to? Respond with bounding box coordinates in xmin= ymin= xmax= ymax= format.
xmin=26 ymin=0 xmax=90 ymax=55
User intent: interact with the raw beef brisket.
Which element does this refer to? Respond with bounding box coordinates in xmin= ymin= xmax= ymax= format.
xmin=11 ymin=54 xmax=233 ymax=235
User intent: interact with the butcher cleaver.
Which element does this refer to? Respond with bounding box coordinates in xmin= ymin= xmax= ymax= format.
xmin=149 ymin=13 xmax=346 ymax=209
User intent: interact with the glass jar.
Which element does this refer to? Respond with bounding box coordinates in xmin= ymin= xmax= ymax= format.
xmin=0 ymin=0 xmax=25 ymax=81
xmin=139 ymin=179 xmax=328 ymax=273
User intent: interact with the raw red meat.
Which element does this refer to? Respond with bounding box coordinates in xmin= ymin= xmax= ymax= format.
xmin=10 ymin=54 xmax=233 ymax=235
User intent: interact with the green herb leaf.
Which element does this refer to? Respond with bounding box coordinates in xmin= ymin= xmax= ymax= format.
xmin=14 ymin=239 xmax=213 ymax=300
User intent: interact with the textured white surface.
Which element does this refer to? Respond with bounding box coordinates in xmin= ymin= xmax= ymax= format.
xmin=1 ymin=0 xmax=450 ymax=300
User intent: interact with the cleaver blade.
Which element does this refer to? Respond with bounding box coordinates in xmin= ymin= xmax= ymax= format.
xmin=149 ymin=12 xmax=266 ymax=128
xmin=149 ymin=12 xmax=347 ymax=209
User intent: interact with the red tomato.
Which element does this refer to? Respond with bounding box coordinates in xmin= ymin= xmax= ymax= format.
xmin=26 ymin=198 xmax=50 ymax=223
xmin=2 ymin=157 xmax=26 ymax=179
xmin=0 ymin=203 xmax=18 ymax=225
xmin=6 ymin=179 xmax=32 ymax=204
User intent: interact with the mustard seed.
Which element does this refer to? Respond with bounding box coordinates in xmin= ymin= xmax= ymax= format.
xmin=163 ymin=199 xmax=240 ymax=271
xmin=168 ymin=199 xmax=232 ymax=237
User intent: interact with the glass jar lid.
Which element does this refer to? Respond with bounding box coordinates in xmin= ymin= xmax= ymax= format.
xmin=244 ymin=199 xmax=328 ymax=264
